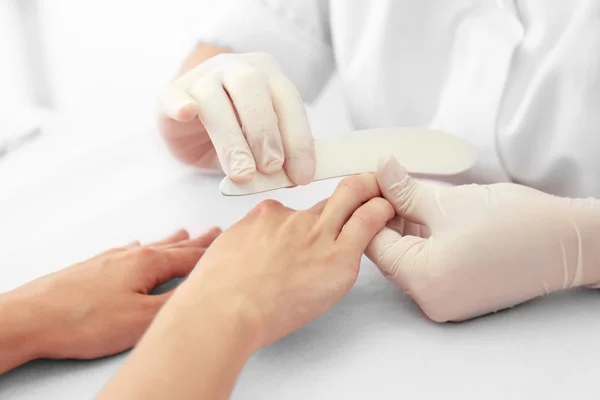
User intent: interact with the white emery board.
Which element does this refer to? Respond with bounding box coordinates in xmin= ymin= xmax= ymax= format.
xmin=220 ymin=128 xmax=474 ymax=196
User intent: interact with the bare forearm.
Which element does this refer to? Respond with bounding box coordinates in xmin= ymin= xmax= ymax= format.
xmin=0 ymin=291 xmax=42 ymax=374
xmin=97 ymin=284 xmax=259 ymax=400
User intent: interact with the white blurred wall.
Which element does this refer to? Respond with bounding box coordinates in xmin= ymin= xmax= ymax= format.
xmin=33 ymin=0 xmax=351 ymax=135
xmin=0 ymin=1 xmax=30 ymax=110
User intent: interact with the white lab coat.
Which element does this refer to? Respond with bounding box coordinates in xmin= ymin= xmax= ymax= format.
xmin=197 ymin=0 xmax=600 ymax=198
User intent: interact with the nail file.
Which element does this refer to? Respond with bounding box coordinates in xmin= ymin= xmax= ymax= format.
xmin=219 ymin=128 xmax=474 ymax=196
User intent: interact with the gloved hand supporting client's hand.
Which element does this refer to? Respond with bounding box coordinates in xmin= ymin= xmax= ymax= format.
xmin=366 ymin=156 xmax=600 ymax=322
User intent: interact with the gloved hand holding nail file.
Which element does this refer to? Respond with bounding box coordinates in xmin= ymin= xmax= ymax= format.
xmin=160 ymin=52 xmax=315 ymax=183
xmin=220 ymin=128 xmax=474 ymax=196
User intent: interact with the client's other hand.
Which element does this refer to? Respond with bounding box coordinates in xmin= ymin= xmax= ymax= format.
xmin=3 ymin=228 xmax=220 ymax=363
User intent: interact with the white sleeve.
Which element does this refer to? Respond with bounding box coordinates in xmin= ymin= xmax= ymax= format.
xmin=196 ymin=0 xmax=335 ymax=103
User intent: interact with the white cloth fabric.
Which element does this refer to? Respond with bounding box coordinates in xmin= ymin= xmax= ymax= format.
xmin=197 ymin=0 xmax=600 ymax=198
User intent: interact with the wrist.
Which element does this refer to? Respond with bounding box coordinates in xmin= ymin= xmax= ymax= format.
xmin=99 ymin=281 xmax=260 ymax=399
xmin=0 ymin=289 xmax=45 ymax=373
xmin=172 ymin=279 xmax=264 ymax=353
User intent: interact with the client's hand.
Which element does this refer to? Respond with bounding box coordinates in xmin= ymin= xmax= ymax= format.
xmin=0 ymin=228 xmax=220 ymax=373
xmin=366 ymin=156 xmax=600 ymax=322
xmin=185 ymin=174 xmax=395 ymax=347
xmin=97 ymin=175 xmax=394 ymax=400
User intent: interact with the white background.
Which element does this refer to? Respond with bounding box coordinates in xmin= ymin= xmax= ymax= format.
xmin=1 ymin=2 xmax=599 ymax=400
xmin=0 ymin=0 xmax=350 ymax=134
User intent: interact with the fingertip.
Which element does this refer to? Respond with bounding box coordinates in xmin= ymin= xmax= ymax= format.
xmin=259 ymin=157 xmax=284 ymax=174
xmin=227 ymin=154 xmax=257 ymax=182
xmin=202 ymin=226 xmax=222 ymax=241
xmin=148 ymin=229 xmax=191 ymax=247
xmin=376 ymin=155 xmax=391 ymax=172
xmin=284 ymin=160 xmax=315 ymax=185
xmin=161 ymin=86 xmax=197 ymax=122
xmin=174 ymin=228 xmax=190 ymax=237
xmin=177 ymin=103 xmax=198 ymax=122
xmin=208 ymin=226 xmax=222 ymax=235
xmin=228 ymin=168 xmax=256 ymax=183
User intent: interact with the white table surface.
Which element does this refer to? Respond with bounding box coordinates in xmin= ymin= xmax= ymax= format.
xmin=0 ymin=117 xmax=599 ymax=400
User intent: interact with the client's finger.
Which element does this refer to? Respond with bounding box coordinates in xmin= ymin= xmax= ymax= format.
xmin=143 ymin=248 xmax=207 ymax=293
xmin=149 ymin=229 xmax=190 ymax=246
xmin=337 ymin=197 xmax=394 ymax=251
xmin=165 ymin=227 xmax=222 ymax=249
xmin=318 ymin=174 xmax=381 ymax=236
xmin=308 ymin=198 xmax=328 ymax=215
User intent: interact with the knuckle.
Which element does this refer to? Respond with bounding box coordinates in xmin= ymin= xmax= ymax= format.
xmin=248 ymin=52 xmax=280 ymax=70
xmin=242 ymin=114 xmax=279 ymax=141
xmin=227 ymin=63 xmax=262 ymax=84
xmin=134 ymin=246 xmax=157 ymax=259
xmin=351 ymin=206 xmax=378 ymax=227
xmin=253 ymin=199 xmax=284 ymax=214
xmin=269 ymin=78 xmax=301 ymax=100
xmin=323 ymin=248 xmax=342 ymax=265
xmin=132 ymin=247 xmax=162 ymax=266
xmin=305 ymin=223 xmax=323 ymax=243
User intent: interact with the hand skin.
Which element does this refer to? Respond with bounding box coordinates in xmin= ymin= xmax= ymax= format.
xmin=0 ymin=228 xmax=220 ymax=375
xmin=96 ymin=174 xmax=394 ymax=400
xmin=158 ymin=43 xmax=231 ymax=170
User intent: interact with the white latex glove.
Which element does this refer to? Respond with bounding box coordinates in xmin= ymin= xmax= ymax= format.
xmin=366 ymin=156 xmax=600 ymax=322
xmin=159 ymin=52 xmax=315 ymax=184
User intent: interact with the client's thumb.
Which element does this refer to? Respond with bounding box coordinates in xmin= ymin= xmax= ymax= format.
xmin=376 ymin=156 xmax=439 ymax=226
